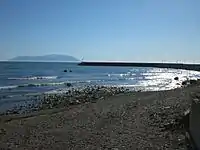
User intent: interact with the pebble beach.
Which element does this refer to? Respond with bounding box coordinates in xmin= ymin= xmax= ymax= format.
xmin=0 ymin=80 xmax=199 ymax=149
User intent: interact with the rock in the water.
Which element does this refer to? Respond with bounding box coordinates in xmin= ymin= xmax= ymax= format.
xmin=65 ymin=83 xmax=72 ymax=87
xmin=174 ymin=77 xmax=179 ymax=81
xmin=189 ymin=80 xmax=197 ymax=85
xmin=64 ymin=69 xmax=72 ymax=72
xmin=182 ymin=81 xmax=187 ymax=86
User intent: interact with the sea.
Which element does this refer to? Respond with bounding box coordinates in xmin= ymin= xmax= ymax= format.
xmin=0 ymin=61 xmax=200 ymax=112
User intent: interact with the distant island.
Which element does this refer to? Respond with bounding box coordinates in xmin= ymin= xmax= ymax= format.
xmin=9 ymin=54 xmax=79 ymax=62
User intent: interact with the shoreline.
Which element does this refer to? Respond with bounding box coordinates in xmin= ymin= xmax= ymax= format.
xmin=0 ymin=81 xmax=200 ymax=149
xmin=0 ymin=78 xmax=195 ymax=115
xmin=1 ymin=86 xmax=130 ymax=115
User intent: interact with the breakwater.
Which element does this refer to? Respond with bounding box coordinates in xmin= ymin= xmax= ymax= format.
xmin=79 ymin=62 xmax=200 ymax=71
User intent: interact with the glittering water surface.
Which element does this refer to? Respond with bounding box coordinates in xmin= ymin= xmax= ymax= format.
xmin=0 ymin=61 xmax=200 ymax=111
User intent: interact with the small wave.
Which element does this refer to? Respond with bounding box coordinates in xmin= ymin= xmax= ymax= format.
xmin=8 ymin=76 xmax=58 ymax=80
xmin=0 ymin=85 xmax=18 ymax=90
xmin=0 ymin=82 xmax=71 ymax=90
xmin=0 ymin=80 xmax=104 ymax=91
xmin=115 ymin=84 xmax=137 ymax=88
xmin=108 ymin=73 xmax=135 ymax=77
xmin=17 ymin=82 xmax=70 ymax=88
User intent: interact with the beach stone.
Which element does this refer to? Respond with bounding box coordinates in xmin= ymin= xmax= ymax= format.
xmin=189 ymin=80 xmax=198 ymax=85
xmin=65 ymin=83 xmax=72 ymax=87
xmin=182 ymin=81 xmax=187 ymax=86
xmin=4 ymin=86 xmax=129 ymax=115
xmin=174 ymin=77 xmax=179 ymax=81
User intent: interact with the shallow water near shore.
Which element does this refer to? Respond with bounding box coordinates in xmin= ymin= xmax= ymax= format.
xmin=0 ymin=61 xmax=200 ymax=112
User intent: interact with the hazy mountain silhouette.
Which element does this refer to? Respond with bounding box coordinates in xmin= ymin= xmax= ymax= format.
xmin=10 ymin=54 xmax=79 ymax=62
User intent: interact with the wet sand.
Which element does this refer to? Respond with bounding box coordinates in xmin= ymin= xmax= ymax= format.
xmin=0 ymin=84 xmax=199 ymax=149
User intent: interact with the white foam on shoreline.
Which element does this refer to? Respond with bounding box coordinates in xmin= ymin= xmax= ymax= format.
xmin=136 ymin=68 xmax=200 ymax=91
xmin=8 ymin=76 xmax=58 ymax=80
xmin=106 ymin=68 xmax=200 ymax=92
xmin=0 ymin=82 xmax=65 ymax=90
xmin=0 ymin=85 xmax=18 ymax=90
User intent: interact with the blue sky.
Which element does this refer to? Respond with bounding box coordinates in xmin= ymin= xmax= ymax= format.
xmin=0 ymin=0 xmax=200 ymax=62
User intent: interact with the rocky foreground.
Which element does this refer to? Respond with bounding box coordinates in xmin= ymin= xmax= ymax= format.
xmin=0 ymin=82 xmax=200 ymax=149
xmin=2 ymin=86 xmax=129 ymax=115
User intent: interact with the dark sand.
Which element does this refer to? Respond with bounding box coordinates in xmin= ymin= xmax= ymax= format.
xmin=0 ymin=85 xmax=199 ymax=150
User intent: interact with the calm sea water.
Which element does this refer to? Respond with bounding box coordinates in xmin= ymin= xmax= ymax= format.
xmin=0 ymin=61 xmax=200 ymax=111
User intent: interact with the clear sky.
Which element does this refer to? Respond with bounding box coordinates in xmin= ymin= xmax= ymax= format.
xmin=0 ymin=0 xmax=200 ymax=62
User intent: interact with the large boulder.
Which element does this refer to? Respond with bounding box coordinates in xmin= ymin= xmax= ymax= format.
xmin=174 ymin=77 xmax=179 ymax=81
xmin=64 ymin=83 xmax=72 ymax=87
xmin=182 ymin=81 xmax=187 ymax=86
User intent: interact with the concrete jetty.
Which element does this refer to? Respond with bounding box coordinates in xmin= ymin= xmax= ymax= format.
xmin=79 ymin=61 xmax=200 ymax=71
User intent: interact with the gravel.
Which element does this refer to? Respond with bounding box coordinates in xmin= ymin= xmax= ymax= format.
xmin=0 ymin=82 xmax=200 ymax=149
